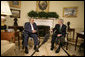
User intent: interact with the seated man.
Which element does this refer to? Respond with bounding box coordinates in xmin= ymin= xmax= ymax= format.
xmin=51 ymin=19 xmax=66 ymax=53
xmin=22 ymin=18 xmax=39 ymax=54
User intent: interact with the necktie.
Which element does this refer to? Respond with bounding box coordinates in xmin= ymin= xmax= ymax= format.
xmin=59 ymin=25 xmax=62 ymax=33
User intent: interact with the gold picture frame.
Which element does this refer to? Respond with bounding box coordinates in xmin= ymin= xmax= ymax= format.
xmin=63 ymin=7 xmax=78 ymax=17
xmin=36 ymin=1 xmax=49 ymax=12
xmin=9 ymin=1 xmax=21 ymax=8
xmin=10 ymin=9 xmax=21 ymax=18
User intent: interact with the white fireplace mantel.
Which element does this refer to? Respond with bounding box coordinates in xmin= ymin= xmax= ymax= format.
xmin=34 ymin=18 xmax=57 ymax=29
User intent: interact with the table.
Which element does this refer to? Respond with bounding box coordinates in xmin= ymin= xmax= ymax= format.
xmin=8 ymin=26 xmax=24 ymax=49
xmin=8 ymin=26 xmax=23 ymax=32
xmin=1 ymin=32 xmax=20 ymax=49
xmin=1 ymin=32 xmax=15 ymax=42
xmin=75 ymin=32 xmax=84 ymax=50
xmin=67 ymin=28 xmax=75 ymax=40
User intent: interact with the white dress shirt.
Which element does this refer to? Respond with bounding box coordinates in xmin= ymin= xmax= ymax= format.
xmin=30 ymin=23 xmax=34 ymax=30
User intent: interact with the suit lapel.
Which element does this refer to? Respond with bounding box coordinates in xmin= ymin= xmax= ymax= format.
xmin=29 ymin=23 xmax=32 ymax=30
xmin=61 ymin=24 xmax=64 ymax=31
xmin=33 ymin=23 xmax=35 ymax=30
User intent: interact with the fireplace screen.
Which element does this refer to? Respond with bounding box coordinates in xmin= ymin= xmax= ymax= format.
xmin=37 ymin=25 xmax=50 ymax=37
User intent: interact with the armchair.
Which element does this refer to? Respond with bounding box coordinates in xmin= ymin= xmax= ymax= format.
xmin=52 ymin=28 xmax=68 ymax=50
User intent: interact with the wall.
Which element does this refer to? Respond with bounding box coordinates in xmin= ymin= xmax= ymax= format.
xmin=6 ymin=1 xmax=84 ymax=32
xmin=49 ymin=1 xmax=84 ymax=32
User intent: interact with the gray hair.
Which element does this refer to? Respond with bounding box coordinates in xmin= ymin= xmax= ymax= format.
xmin=29 ymin=18 xmax=34 ymax=21
xmin=59 ymin=19 xmax=64 ymax=23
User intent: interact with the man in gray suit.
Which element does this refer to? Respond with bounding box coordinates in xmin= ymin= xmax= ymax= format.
xmin=22 ymin=18 xmax=39 ymax=54
xmin=51 ymin=19 xmax=67 ymax=53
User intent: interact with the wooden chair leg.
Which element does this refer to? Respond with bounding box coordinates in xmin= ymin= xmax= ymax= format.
xmin=38 ymin=36 xmax=40 ymax=46
xmin=66 ymin=42 xmax=68 ymax=50
xmin=66 ymin=33 xmax=68 ymax=50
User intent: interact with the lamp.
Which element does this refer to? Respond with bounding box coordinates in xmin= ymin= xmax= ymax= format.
xmin=1 ymin=1 xmax=12 ymax=15
xmin=1 ymin=1 xmax=12 ymax=32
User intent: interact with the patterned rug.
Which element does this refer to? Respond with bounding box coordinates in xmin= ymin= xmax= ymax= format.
xmin=14 ymin=38 xmax=84 ymax=56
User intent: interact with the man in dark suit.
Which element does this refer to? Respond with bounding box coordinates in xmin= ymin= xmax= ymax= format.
xmin=22 ymin=18 xmax=39 ymax=54
xmin=51 ymin=19 xmax=67 ymax=53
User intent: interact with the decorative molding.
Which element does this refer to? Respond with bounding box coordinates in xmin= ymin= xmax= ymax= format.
xmin=34 ymin=18 xmax=56 ymax=29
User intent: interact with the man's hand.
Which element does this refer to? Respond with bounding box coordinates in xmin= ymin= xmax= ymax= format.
xmin=51 ymin=29 xmax=53 ymax=33
xmin=32 ymin=30 xmax=37 ymax=33
xmin=57 ymin=34 xmax=62 ymax=37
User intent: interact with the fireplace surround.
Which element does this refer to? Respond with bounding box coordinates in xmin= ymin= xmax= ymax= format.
xmin=34 ymin=18 xmax=57 ymax=37
xmin=37 ymin=25 xmax=50 ymax=37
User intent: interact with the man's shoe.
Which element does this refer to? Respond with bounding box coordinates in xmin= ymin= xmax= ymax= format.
xmin=25 ymin=50 xmax=28 ymax=54
xmin=50 ymin=47 xmax=54 ymax=50
xmin=35 ymin=48 xmax=39 ymax=52
xmin=55 ymin=47 xmax=60 ymax=53
xmin=34 ymin=45 xmax=39 ymax=52
xmin=34 ymin=45 xmax=36 ymax=50
xmin=22 ymin=45 xmax=24 ymax=49
xmin=34 ymin=47 xmax=39 ymax=52
xmin=25 ymin=47 xmax=29 ymax=54
xmin=55 ymin=48 xmax=60 ymax=53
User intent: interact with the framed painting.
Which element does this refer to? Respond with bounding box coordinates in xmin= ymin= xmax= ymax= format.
xmin=63 ymin=7 xmax=78 ymax=17
xmin=10 ymin=9 xmax=20 ymax=18
xmin=9 ymin=1 xmax=21 ymax=8
xmin=36 ymin=1 xmax=49 ymax=12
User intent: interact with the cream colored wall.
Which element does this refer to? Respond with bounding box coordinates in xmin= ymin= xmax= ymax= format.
xmin=49 ymin=1 xmax=84 ymax=32
xmin=6 ymin=1 xmax=84 ymax=32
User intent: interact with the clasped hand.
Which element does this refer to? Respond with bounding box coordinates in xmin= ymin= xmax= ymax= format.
xmin=57 ymin=34 xmax=62 ymax=37
xmin=32 ymin=30 xmax=37 ymax=33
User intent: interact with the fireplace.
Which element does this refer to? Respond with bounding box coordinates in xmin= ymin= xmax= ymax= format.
xmin=34 ymin=18 xmax=57 ymax=37
xmin=37 ymin=25 xmax=50 ymax=37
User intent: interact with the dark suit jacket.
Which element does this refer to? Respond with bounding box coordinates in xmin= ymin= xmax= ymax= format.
xmin=24 ymin=22 xmax=38 ymax=34
xmin=53 ymin=24 xmax=67 ymax=37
